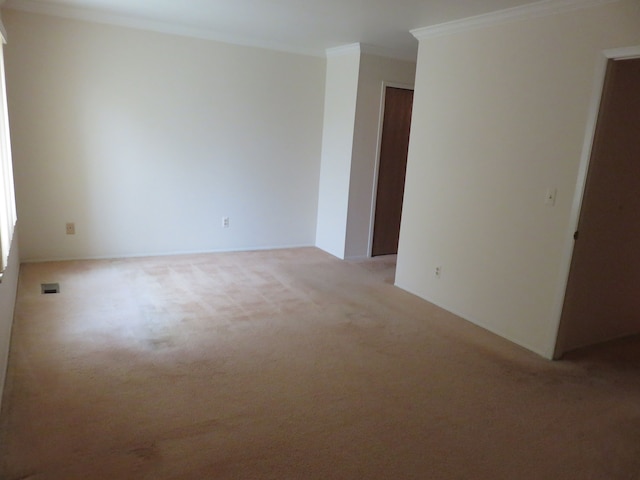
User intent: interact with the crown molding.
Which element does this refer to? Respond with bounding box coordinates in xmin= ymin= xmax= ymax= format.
xmin=359 ymin=43 xmax=418 ymax=62
xmin=326 ymin=42 xmax=417 ymax=62
xmin=412 ymin=0 xmax=621 ymax=40
xmin=2 ymin=0 xmax=326 ymax=57
xmin=326 ymin=43 xmax=362 ymax=57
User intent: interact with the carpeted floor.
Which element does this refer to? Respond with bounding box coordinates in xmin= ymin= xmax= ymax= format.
xmin=1 ymin=247 xmax=639 ymax=479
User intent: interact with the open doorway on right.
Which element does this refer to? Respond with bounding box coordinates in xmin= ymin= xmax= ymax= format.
xmin=555 ymin=57 xmax=640 ymax=358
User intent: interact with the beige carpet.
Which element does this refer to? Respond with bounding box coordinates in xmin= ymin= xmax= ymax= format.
xmin=1 ymin=247 xmax=639 ymax=479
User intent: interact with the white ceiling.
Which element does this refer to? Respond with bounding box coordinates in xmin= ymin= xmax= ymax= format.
xmin=3 ymin=0 xmax=540 ymax=58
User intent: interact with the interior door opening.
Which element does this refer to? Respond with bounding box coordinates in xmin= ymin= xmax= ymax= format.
xmin=371 ymin=86 xmax=414 ymax=257
xmin=554 ymin=57 xmax=640 ymax=357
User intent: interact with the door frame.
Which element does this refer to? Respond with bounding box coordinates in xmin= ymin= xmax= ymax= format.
xmin=367 ymin=81 xmax=414 ymax=257
xmin=549 ymin=45 xmax=640 ymax=359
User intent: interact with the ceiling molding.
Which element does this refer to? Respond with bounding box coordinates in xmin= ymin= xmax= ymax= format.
xmin=326 ymin=42 xmax=417 ymax=62
xmin=359 ymin=43 xmax=417 ymax=62
xmin=326 ymin=43 xmax=362 ymax=57
xmin=411 ymin=0 xmax=621 ymax=40
xmin=2 ymin=0 xmax=326 ymax=57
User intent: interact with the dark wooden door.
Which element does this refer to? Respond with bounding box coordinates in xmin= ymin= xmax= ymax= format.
xmin=372 ymin=87 xmax=414 ymax=256
xmin=555 ymin=58 xmax=640 ymax=357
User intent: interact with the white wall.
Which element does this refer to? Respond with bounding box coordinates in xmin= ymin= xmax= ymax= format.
xmin=3 ymin=10 xmax=325 ymax=261
xmin=345 ymin=53 xmax=415 ymax=259
xmin=0 ymin=227 xmax=19 ymax=412
xmin=315 ymin=49 xmax=360 ymax=258
xmin=397 ymin=0 xmax=640 ymax=358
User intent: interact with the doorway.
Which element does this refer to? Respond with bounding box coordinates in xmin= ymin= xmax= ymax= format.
xmin=554 ymin=56 xmax=640 ymax=357
xmin=371 ymin=86 xmax=414 ymax=257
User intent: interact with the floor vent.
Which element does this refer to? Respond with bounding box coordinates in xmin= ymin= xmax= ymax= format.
xmin=41 ymin=283 xmax=60 ymax=294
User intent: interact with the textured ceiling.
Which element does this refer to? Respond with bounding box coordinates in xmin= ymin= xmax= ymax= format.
xmin=3 ymin=0 xmax=540 ymax=58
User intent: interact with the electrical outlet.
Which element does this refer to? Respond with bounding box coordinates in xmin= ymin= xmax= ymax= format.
xmin=435 ymin=266 xmax=441 ymax=278
xmin=65 ymin=222 xmax=75 ymax=235
xmin=222 ymin=216 xmax=230 ymax=228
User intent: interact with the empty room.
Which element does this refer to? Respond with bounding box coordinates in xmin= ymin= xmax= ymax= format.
xmin=0 ymin=0 xmax=640 ymax=478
